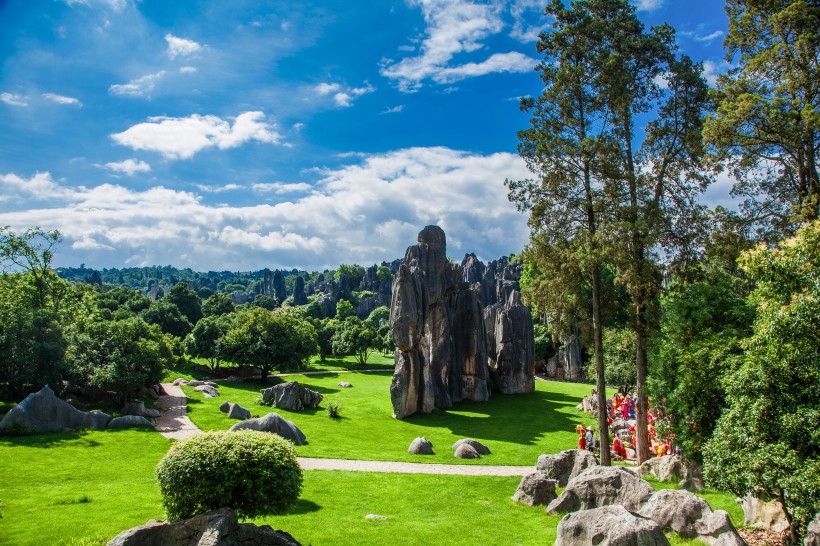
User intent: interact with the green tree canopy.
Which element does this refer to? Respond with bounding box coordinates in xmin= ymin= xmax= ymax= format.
xmin=165 ymin=282 xmax=202 ymax=325
xmin=201 ymin=292 xmax=235 ymax=317
xmin=141 ymin=300 xmax=193 ymax=339
xmin=331 ymin=316 xmax=377 ymax=366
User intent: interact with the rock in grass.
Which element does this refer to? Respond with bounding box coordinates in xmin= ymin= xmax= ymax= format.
xmin=260 ymin=381 xmax=322 ymax=411
xmin=338 ymin=382 xmax=352 ymax=388
xmin=536 ymin=448 xmax=597 ymax=487
xmin=194 ymin=385 xmax=219 ymax=398
xmin=454 ymin=443 xmax=481 ymax=459
xmin=108 ymin=415 xmax=154 ymax=429
xmin=0 ymin=385 xmax=110 ymax=433
xmin=227 ymin=403 xmax=251 ymax=420
xmin=219 ymin=401 xmax=231 ymax=413
xmin=229 ymin=412 xmax=306 ymax=445
xmin=452 ymin=438 xmax=490 ymax=455
xmin=365 ymin=514 xmax=388 ymax=521
xmin=512 ymin=473 xmax=557 ymax=506
xmin=408 ymin=437 xmax=434 ymax=455
xmin=546 ymin=466 xmax=655 ymax=514
xmin=555 ymin=505 xmax=669 ymax=546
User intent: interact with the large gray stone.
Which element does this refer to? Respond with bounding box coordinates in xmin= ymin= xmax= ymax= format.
xmin=547 ymin=466 xmax=655 ymax=514
xmin=555 ymin=505 xmax=670 ymax=546
xmin=741 ymin=494 xmax=789 ymax=532
xmin=639 ymin=455 xmax=702 ymax=491
xmin=536 ymin=449 xmax=598 ymax=487
xmin=484 ymin=290 xmax=535 ymax=394
xmin=512 ymin=473 xmax=557 ymax=506
xmin=107 ymin=507 xmax=301 ymax=546
xmin=260 ymin=382 xmax=322 ymax=411
xmin=108 ymin=415 xmax=154 ymax=429
xmin=639 ymin=489 xmax=712 ymax=537
xmin=229 ymin=413 xmax=306 ymax=445
xmin=805 ymin=513 xmax=820 ymax=546
xmin=194 ymin=385 xmax=220 ymax=398
xmin=695 ymin=510 xmax=746 ymax=546
xmin=451 ymin=438 xmax=490 ymax=455
xmin=0 ymin=385 xmax=110 ymax=433
xmin=408 ymin=437 xmax=434 ymax=455
xmin=227 ymin=403 xmax=251 ymax=420
xmin=453 ymin=443 xmax=480 ymax=459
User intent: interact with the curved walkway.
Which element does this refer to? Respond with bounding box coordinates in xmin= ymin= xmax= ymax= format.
xmin=153 ymin=381 xmax=535 ymax=476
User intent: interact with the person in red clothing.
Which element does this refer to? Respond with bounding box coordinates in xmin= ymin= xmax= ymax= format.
xmin=612 ymin=436 xmax=627 ymax=458
xmin=578 ymin=433 xmax=587 ymax=450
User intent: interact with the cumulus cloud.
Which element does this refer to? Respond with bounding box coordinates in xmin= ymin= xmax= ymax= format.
xmin=0 ymin=171 xmax=70 ymax=200
xmin=314 ymin=81 xmax=375 ymax=107
xmin=104 ymin=159 xmax=151 ymax=175
xmin=179 ymin=66 xmax=198 ymax=74
xmin=111 ymin=111 xmax=281 ymax=159
xmin=381 ymin=0 xmax=537 ymax=92
xmin=702 ymin=60 xmax=732 ymax=87
xmin=1 ymin=92 xmax=28 ymax=107
xmin=109 ymin=71 xmax=166 ymax=98
xmin=0 ymin=147 xmax=531 ymax=270
xmin=381 ymin=105 xmax=404 ymax=114
xmin=63 ymin=0 xmax=128 ymax=11
xmin=632 ymin=0 xmax=664 ymax=10
xmin=165 ymin=34 xmax=204 ymax=59
xmin=42 ymin=93 xmax=83 ymax=106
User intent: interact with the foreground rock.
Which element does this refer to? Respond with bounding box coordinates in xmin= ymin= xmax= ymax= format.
xmin=453 ymin=443 xmax=481 ymax=459
xmin=639 ymin=489 xmax=745 ymax=546
xmin=389 ymin=226 xmax=491 ymax=419
xmin=639 ymin=455 xmax=703 ymax=491
xmin=536 ymin=449 xmax=597 ymax=487
xmin=260 ymin=382 xmax=322 ymax=411
xmin=547 ymin=466 xmax=655 ymax=514
xmin=229 ymin=413 xmax=306 ymax=445
xmin=107 ymin=507 xmax=301 ymax=546
xmin=452 ymin=438 xmax=490 ymax=455
xmin=408 ymin=437 xmax=434 ymax=455
xmin=741 ymin=494 xmax=789 ymax=533
xmin=512 ymin=473 xmax=557 ymax=506
xmin=0 ymin=385 xmax=110 ymax=433
xmin=805 ymin=513 xmax=820 ymax=546
xmin=555 ymin=505 xmax=669 ymax=546
xmin=219 ymin=402 xmax=251 ymax=420
xmin=107 ymin=415 xmax=154 ymax=429
xmin=484 ymin=290 xmax=535 ymax=394
xmin=121 ymin=401 xmax=160 ymax=419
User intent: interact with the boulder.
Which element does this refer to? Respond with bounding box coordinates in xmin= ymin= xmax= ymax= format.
xmin=186 ymin=380 xmax=205 ymax=387
xmin=512 ymin=473 xmax=557 ymax=506
xmin=483 ymin=290 xmax=536 ymax=394
xmin=546 ymin=466 xmax=655 ymax=514
xmin=194 ymin=385 xmax=219 ymax=398
xmin=107 ymin=507 xmax=301 ymax=546
xmin=451 ymin=438 xmax=490 ymax=455
xmin=536 ymin=449 xmax=598 ymax=487
xmin=805 ymin=513 xmax=820 ymax=546
xmin=108 ymin=415 xmax=154 ymax=429
xmin=229 ymin=413 xmax=306 ymax=446
xmin=121 ymin=401 xmax=160 ymax=419
xmin=219 ymin=401 xmax=231 ymax=413
xmin=638 ymin=489 xmax=712 ymax=538
xmin=555 ymin=505 xmax=670 ymax=546
xmin=227 ymin=403 xmax=251 ymax=420
xmin=338 ymin=382 xmax=352 ymax=388
xmin=695 ymin=510 xmax=746 ymax=546
xmin=0 ymin=385 xmax=110 ymax=433
xmin=172 ymin=378 xmax=188 ymax=386
xmin=741 ymin=494 xmax=789 ymax=532
xmin=639 ymin=455 xmax=701 ymax=490
xmin=453 ymin=443 xmax=480 ymax=459
xmin=408 ymin=437 xmax=434 ymax=455
xmin=260 ymin=382 xmax=322 ymax=411
xmin=142 ymin=408 xmax=160 ymax=418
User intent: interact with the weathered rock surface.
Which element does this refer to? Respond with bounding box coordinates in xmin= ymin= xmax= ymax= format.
xmin=338 ymin=382 xmax=352 ymax=388
xmin=741 ymin=494 xmax=789 ymax=533
xmin=107 ymin=507 xmax=301 ymax=546
xmin=0 ymin=385 xmax=110 ymax=433
xmin=226 ymin=403 xmax=251 ymax=420
xmin=229 ymin=413 xmax=306 ymax=445
xmin=484 ymin=290 xmax=535 ymax=394
xmin=121 ymin=401 xmax=160 ymax=419
xmin=389 ymin=226 xmax=490 ymax=419
xmin=695 ymin=510 xmax=746 ymax=546
xmin=547 ymin=466 xmax=655 ymax=514
xmin=453 ymin=443 xmax=480 ymax=459
xmin=108 ymin=415 xmax=154 ymax=429
xmin=545 ymin=334 xmax=584 ymax=381
xmin=805 ymin=513 xmax=820 ymax=546
xmin=555 ymin=505 xmax=670 ymax=546
xmin=512 ymin=473 xmax=557 ymax=506
xmin=639 ymin=455 xmax=702 ymax=491
xmin=536 ymin=449 xmax=598 ymax=487
xmin=260 ymin=382 xmax=322 ymax=411
xmin=408 ymin=437 xmax=434 ymax=455
xmin=451 ymin=438 xmax=490 ymax=455
xmin=194 ymin=385 xmax=220 ymax=398
xmin=219 ymin=401 xmax=231 ymax=413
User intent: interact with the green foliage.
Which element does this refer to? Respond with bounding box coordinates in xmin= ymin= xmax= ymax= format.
xmin=0 ymin=226 xmax=64 ymax=308
xmin=335 ymin=299 xmax=355 ymax=319
xmin=583 ymin=327 xmax=637 ymax=386
xmin=532 ymin=322 xmax=553 ymax=362
xmin=376 ymin=265 xmax=393 ymax=283
xmin=314 ymin=318 xmax=339 ymax=361
xmin=201 ymin=292 xmax=235 ymax=317
xmin=365 ymin=305 xmax=390 ymax=329
xmin=252 ymin=294 xmax=278 ymax=311
xmin=703 ymin=222 xmax=820 ymax=541
xmin=164 ymin=282 xmax=202 ymax=325
xmin=183 ymin=314 xmax=233 ymax=371
xmin=141 ymin=300 xmax=193 ymax=338
xmin=334 ymin=264 xmax=366 ymax=291
xmin=155 ymin=430 xmax=303 ymax=520
xmin=331 ymin=316 xmax=378 ymax=366
xmin=326 ymin=400 xmax=342 ymax=420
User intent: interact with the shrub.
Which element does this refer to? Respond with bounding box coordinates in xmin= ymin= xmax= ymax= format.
xmin=326 ymin=400 xmax=342 ymax=420
xmin=155 ymin=430 xmax=303 ymax=520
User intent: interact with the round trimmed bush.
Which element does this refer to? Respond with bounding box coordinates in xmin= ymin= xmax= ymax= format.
xmin=156 ymin=430 xmax=303 ymax=520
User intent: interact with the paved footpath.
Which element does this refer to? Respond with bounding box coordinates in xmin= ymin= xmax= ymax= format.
xmin=153 ymin=381 xmax=535 ymax=477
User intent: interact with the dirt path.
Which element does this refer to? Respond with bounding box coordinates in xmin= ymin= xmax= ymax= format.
xmin=154 ymin=383 xmax=202 ymax=440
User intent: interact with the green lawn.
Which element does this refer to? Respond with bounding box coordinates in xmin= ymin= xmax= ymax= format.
xmin=183 ymin=371 xmax=603 ymax=465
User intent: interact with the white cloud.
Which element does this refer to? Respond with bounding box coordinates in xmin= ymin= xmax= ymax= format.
xmin=1 ymin=92 xmax=28 ymax=107
xmin=109 ymin=71 xmax=166 ymax=98
xmin=252 ymin=182 xmax=313 ymax=194
xmin=0 ymin=171 xmax=70 ymax=199
xmin=63 ymin=0 xmax=128 ymax=11
xmin=381 ymin=105 xmax=404 ymax=114
xmin=509 ymin=0 xmax=549 ymax=43
xmin=104 ymin=159 xmax=151 ymax=175
xmin=381 ymin=0 xmax=537 ymax=92
xmin=42 ymin=93 xmax=82 ymax=106
xmin=179 ymin=66 xmax=198 ymax=74
xmin=703 ymin=60 xmax=732 ymax=87
xmin=165 ymin=34 xmax=203 ymax=59
xmin=695 ymin=30 xmax=724 ymax=42
xmin=195 ymin=183 xmax=242 ymax=193
xmin=315 ymin=81 xmax=375 ymax=107
xmin=632 ymin=0 xmax=664 ymax=10
xmin=111 ymin=111 xmax=282 ymax=159
xmin=314 ymin=82 xmax=341 ymax=95
xmin=0 ymin=147 xmax=531 ymax=270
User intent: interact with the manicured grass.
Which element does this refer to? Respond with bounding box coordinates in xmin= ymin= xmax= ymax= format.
xmin=0 ymin=429 xmax=172 ymax=545
xmin=183 ymin=372 xmax=605 ymax=465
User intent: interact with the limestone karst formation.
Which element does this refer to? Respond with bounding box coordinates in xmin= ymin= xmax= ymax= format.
xmin=389 ymin=225 xmax=535 ymax=419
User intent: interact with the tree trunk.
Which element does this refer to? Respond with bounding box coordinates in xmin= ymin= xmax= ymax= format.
xmin=591 ymin=262 xmax=611 ymax=465
xmin=634 ymin=288 xmax=651 ymax=464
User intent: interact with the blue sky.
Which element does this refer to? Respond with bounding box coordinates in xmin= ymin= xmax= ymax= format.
xmin=1 ymin=0 xmax=733 ymax=271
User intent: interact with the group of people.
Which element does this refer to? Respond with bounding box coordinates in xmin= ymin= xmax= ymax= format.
xmin=575 ymin=423 xmax=595 ymax=450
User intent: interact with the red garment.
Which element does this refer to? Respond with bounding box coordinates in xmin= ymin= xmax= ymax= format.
xmin=579 ymin=436 xmax=587 ymax=450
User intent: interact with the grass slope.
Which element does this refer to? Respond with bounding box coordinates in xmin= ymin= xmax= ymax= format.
xmin=183 ymin=372 xmax=604 ymax=465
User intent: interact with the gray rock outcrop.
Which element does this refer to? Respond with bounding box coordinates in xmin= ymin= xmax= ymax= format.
xmin=229 ymin=413 xmax=306 ymax=446
xmin=555 ymin=505 xmax=670 ymax=546
xmin=390 ymin=226 xmax=491 ymax=419
xmin=260 ymin=382 xmax=322 ymax=411
xmin=453 ymin=443 xmax=480 ymax=459
xmin=107 ymin=415 xmax=154 ymax=429
xmin=338 ymin=382 xmax=352 ymax=388
xmin=536 ymin=449 xmax=598 ymax=487
xmin=639 ymin=489 xmax=745 ymax=546
xmin=484 ymin=290 xmax=535 ymax=394
xmin=0 ymin=385 xmax=110 ymax=433
xmin=121 ymin=401 xmax=160 ymax=419
xmin=408 ymin=436 xmax=434 ymax=455
xmin=512 ymin=473 xmax=557 ymax=506
xmin=805 ymin=513 xmax=820 ymax=546
xmin=741 ymin=494 xmax=789 ymax=532
xmin=639 ymin=455 xmax=702 ymax=491
xmin=107 ymin=507 xmax=301 ymax=546
xmin=194 ymin=385 xmax=219 ymax=398
xmin=545 ymin=334 xmax=584 ymax=381
xmin=451 ymin=438 xmax=490 ymax=455
xmin=546 ymin=466 xmax=655 ymax=514
xmin=218 ymin=402 xmax=251 ymax=420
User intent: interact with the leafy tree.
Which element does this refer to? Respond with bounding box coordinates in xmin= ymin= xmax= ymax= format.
xmin=165 ymin=282 xmax=202 ymax=325
xmin=532 ymin=322 xmax=553 ymax=364
xmin=331 ymin=316 xmax=377 ymax=366
xmin=703 ymin=221 xmax=820 ymax=543
xmin=0 ymin=226 xmax=64 ymax=309
xmin=252 ymin=294 xmax=278 ymax=311
xmin=66 ymin=316 xmax=172 ymax=405
xmin=314 ymin=318 xmax=338 ymax=362
xmin=376 ymin=265 xmax=393 ymax=283
xmin=141 ymin=300 xmax=193 ymax=339
xmin=334 ymin=264 xmax=366 ymax=291
xmin=335 ymin=299 xmax=355 ymax=320
xmin=201 ymin=292 xmax=235 ymax=317
xmin=582 ymin=327 xmax=638 ymax=387
xmin=184 ymin=314 xmax=233 ymax=372
xmin=703 ymin=0 xmax=820 ymax=237
xmin=365 ymin=306 xmax=390 ymax=329
xmin=223 ymin=308 xmax=317 ymax=381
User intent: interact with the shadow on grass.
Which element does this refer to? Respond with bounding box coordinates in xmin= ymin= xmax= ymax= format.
xmin=0 ymin=426 xmax=160 ymax=448
xmin=305 ymin=355 xmax=394 ymax=372
xmin=402 ymin=389 xmax=582 ymax=446
xmin=287 ymin=499 xmax=322 ymax=515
